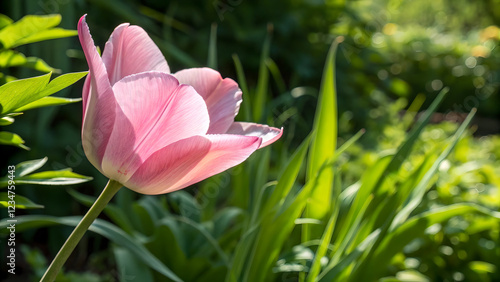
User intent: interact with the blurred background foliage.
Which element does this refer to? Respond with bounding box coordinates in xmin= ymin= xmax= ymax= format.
xmin=0 ymin=0 xmax=499 ymax=281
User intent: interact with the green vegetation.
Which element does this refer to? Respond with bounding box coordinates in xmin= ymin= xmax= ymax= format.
xmin=0 ymin=0 xmax=499 ymax=281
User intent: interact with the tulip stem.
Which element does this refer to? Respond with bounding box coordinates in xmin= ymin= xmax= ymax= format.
xmin=40 ymin=179 xmax=123 ymax=282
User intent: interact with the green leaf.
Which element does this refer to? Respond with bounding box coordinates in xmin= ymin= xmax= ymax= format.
xmin=362 ymin=204 xmax=500 ymax=280
xmin=350 ymin=110 xmax=477 ymax=282
xmin=0 ymin=14 xmax=13 ymax=30
xmin=0 ymin=216 xmax=183 ymax=282
xmin=390 ymin=109 xmax=477 ymax=230
xmin=207 ymin=23 xmax=217 ymax=69
xmin=263 ymin=133 xmax=312 ymax=215
xmin=12 ymin=170 xmax=92 ymax=185
xmin=13 ymin=28 xmax=78 ymax=47
xmin=253 ymin=24 xmax=272 ymax=121
xmin=0 ymin=116 xmax=14 ymax=126
xmin=67 ymin=188 xmax=135 ymax=234
xmin=0 ymin=73 xmax=51 ymax=114
xmin=304 ymin=39 xmax=340 ymax=237
xmin=307 ymin=169 xmax=342 ymax=281
xmin=173 ymin=216 xmax=229 ymax=266
xmin=15 ymin=96 xmax=81 ymax=112
xmin=0 ymin=50 xmax=56 ymax=72
xmin=0 ymin=193 xmax=44 ymax=209
xmin=0 ymin=131 xmax=29 ymax=150
xmin=266 ymin=58 xmax=286 ymax=94
xmin=114 ymin=246 xmax=155 ymax=282
xmin=14 ymin=157 xmax=48 ymax=177
xmin=232 ymin=54 xmax=251 ymax=122
xmin=0 ymin=14 xmax=75 ymax=49
xmin=0 ymin=71 xmax=87 ymax=115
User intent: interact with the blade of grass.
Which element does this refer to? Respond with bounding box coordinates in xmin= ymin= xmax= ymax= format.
xmin=207 ymin=23 xmax=217 ymax=69
xmin=303 ymin=38 xmax=341 ymax=242
xmin=253 ymin=23 xmax=273 ymax=121
xmin=232 ymin=54 xmax=251 ymax=122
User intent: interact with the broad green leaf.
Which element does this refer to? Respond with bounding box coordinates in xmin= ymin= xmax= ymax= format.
xmin=0 ymin=116 xmax=14 ymax=126
xmin=305 ymin=39 xmax=340 ymax=225
xmin=0 ymin=216 xmax=183 ymax=282
xmin=114 ymin=246 xmax=155 ymax=282
xmin=0 ymin=73 xmax=51 ymax=114
xmin=0 ymin=131 xmax=29 ymax=150
xmin=40 ymin=72 xmax=88 ymax=97
xmin=0 ymin=14 xmax=13 ymax=30
xmin=15 ymin=96 xmax=81 ymax=112
xmin=13 ymin=28 xmax=78 ymax=47
xmin=0 ymin=14 xmax=73 ymax=49
xmin=253 ymin=24 xmax=272 ymax=121
xmin=213 ymin=207 xmax=244 ymax=238
xmin=173 ymin=216 xmax=229 ymax=266
xmin=14 ymin=157 xmax=48 ymax=177
xmin=0 ymin=50 xmax=56 ymax=72
xmin=11 ymin=170 xmax=92 ymax=185
xmin=0 ymin=71 xmax=87 ymax=114
xmin=0 ymin=193 xmax=44 ymax=209
xmin=18 ymin=71 xmax=88 ymax=107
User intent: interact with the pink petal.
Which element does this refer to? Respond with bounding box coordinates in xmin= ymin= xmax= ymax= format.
xmin=100 ymin=72 xmax=210 ymax=183
xmin=125 ymin=134 xmax=262 ymax=195
xmin=78 ymin=15 xmax=116 ymax=171
xmin=101 ymin=23 xmax=170 ymax=85
xmin=174 ymin=68 xmax=242 ymax=134
xmin=227 ymin=122 xmax=283 ymax=148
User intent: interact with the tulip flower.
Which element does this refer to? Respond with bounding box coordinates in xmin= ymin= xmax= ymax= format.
xmin=41 ymin=15 xmax=282 ymax=282
xmin=79 ymin=15 xmax=282 ymax=194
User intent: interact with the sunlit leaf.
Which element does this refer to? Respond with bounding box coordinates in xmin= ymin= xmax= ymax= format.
xmin=0 ymin=193 xmax=44 ymax=209
xmin=0 ymin=131 xmax=29 ymax=150
xmin=15 ymin=96 xmax=81 ymax=112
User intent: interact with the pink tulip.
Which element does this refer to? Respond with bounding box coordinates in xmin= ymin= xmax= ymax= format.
xmin=78 ymin=15 xmax=282 ymax=195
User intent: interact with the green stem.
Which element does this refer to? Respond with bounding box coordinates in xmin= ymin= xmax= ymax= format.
xmin=40 ymin=179 xmax=123 ymax=282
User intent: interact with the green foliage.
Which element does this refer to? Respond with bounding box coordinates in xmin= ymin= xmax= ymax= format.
xmin=0 ymin=2 xmax=499 ymax=282
xmin=0 ymin=157 xmax=91 ymax=210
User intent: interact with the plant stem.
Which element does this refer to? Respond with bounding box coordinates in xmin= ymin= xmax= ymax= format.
xmin=40 ymin=179 xmax=123 ymax=282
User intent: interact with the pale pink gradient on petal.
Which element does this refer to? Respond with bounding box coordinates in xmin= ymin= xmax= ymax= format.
xmin=78 ymin=15 xmax=116 ymax=171
xmin=126 ymin=134 xmax=261 ymax=194
xmin=100 ymin=72 xmax=210 ymax=184
xmin=174 ymin=68 xmax=242 ymax=134
xmin=227 ymin=122 xmax=283 ymax=148
xmin=102 ymin=23 xmax=170 ymax=85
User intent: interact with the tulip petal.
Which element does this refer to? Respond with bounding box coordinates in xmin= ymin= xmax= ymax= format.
xmin=78 ymin=15 xmax=116 ymax=171
xmin=100 ymin=72 xmax=210 ymax=183
xmin=227 ymin=122 xmax=283 ymax=148
xmin=124 ymin=134 xmax=261 ymax=195
xmin=125 ymin=134 xmax=261 ymax=194
xmin=102 ymin=23 xmax=170 ymax=85
xmin=174 ymin=68 xmax=242 ymax=134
